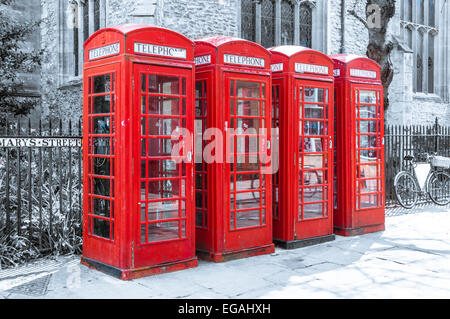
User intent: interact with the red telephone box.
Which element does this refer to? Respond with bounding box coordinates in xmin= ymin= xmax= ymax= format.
xmin=81 ymin=24 xmax=197 ymax=279
xmin=269 ymin=46 xmax=335 ymax=248
xmin=330 ymin=54 xmax=385 ymax=236
xmin=194 ymin=36 xmax=274 ymax=261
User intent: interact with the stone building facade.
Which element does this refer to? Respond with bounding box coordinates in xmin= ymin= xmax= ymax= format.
xmin=37 ymin=0 xmax=450 ymax=126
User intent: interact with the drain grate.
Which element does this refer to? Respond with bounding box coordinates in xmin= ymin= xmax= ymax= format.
xmin=6 ymin=274 xmax=52 ymax=297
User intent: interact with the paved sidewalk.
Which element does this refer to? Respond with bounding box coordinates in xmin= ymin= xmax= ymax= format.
xmin=1 ymin=205 xmax=449 ymax=299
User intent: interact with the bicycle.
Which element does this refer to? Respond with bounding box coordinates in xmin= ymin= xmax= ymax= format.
xmin=393 ymin=152 xmax=450 ymax=208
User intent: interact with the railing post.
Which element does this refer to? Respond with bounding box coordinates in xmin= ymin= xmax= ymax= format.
xmin=434 ymin=117 xmax=440 ymax=154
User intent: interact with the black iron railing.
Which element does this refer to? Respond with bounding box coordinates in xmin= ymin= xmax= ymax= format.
xmin=384 ymin=118 xmax=450 ymax=207
xmin=0 ymin=116 xmax=82 ymax=266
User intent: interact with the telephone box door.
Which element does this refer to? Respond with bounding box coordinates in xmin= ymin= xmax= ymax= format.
xmin=224 ymin=73 xmax=272 ymax=252
xmin=133 ymin=63 xmax=195 ymax=268
xmin=83 ymin=63 xmax=120 ymax=266
xmin=295 ymin=79 xmax=334 ymax=239
xmin=351 ymin=84 xmax=385 ymax=226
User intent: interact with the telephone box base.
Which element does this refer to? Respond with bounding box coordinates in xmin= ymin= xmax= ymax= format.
xmin=334 ymin=223 xmax=385 ymax=236
xmin=196 ymin=244 xmax=275 ymax=263
xmin=274 ymin=234 xmax=335 ymax=250
xmin=81 ymin=256 xmax=198 ymax=280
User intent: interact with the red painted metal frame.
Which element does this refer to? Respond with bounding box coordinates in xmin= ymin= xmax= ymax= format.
xmin=82 ymin=24 xmax=197 ymax=280
xmin=330 ymin=54 xmax=385 ymax=236
xmin=269 ymin=46 xmax=335 ymax=248
xmin=194 ymin=36 xmax=274 ymax=262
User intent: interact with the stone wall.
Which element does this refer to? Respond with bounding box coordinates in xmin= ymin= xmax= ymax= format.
xmin=161 ymin=0 xmax=238 ymax=40
xmin=37 ymin=0 xmax=449 ymax=126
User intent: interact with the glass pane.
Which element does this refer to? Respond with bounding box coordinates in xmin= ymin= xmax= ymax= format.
xmin=359 ymin=165 xmax=378 ymax=179
xmin=304 ymin=105 xmax=325 ymax=119
xmin=281 ymin=0 xmax=294 ymax=44
xmin=359 ymin=120 xmax=378 ymax=133
xmin=303 ymin=203 xmax=323 ymax=219
xmin=92 ymin=198 xmax=110 ymax=217
xmin=147 ymin=179 xmax=182 ymax=200
xmin=141 ymin=96 xmax=147 ymax=114
xmin=236 ymin=173 xmax=262 ymax=191
xmin=360 ymin=149 xmax=379 ymax=162
xmin=92 ymin=137 xmax=111 ymax=155
xmin=359 ymin=179 xmax=378 ymax=193
xmin=235 ymin=191 xmax=261 ymax=210
xmin=303 ymin=170 xmax=323 ymax=186
xmin=360 ymin=194 xmax=378 ymax=209
xmin=304 ymin=137 xmax=324 ymax=152
xmin=147 ymin=201 xmax=179 ymax=221
xmin=236 ymin=135 xmax=259 ymax=154
xmin=93 ymin=218 xmax=110 ymax=238
xmin=148 ymin=221 xmax=180 ymax=242
xmin=236 ymin=81 xmax=260 ymax=98
xmin=304 ymin=121 xmax=326 ymax=135
xmin=241 ymin=0 xmax=256 ymax=41
xmin=358 ymin=106 xmax=378 ymax=119
xmin=304 ymin=88 xmax=327 ymax=103
xmin=261 ymin=0 xmax=275 ymax=48
xmin=149 ymin=75 xmax=180 ymax=95
xmin=93 ymin=95 xmax=111 ymax=114
xmin=93 ymin=74 xmax=111 ymax=93
xmin=359 ymin=90 xmax=377 ymax=104
xmin=93 ymin=158 xmax=112 ymax=176
xmin=235 ymin=100 xmax=260 ymax=116
xmin=236 ymin=118 xmax=263 ymax=131
xmin=147 ymin=138 xmax=174 ymax=157
xmin=359 ymin=135 xmax=378 ymax=148
xmin=304 ymin=186 xmax=327 ymax=203
xmin=147 ymin=118 xmax=180 ymax=136
xmin=304 ymin=154 xmax=324 ymax=169
xmin=146 ymin=159 xmax=180 ymax=178
xmin=92 ymin=116 xmax=112 ymax=134
xmin=148 ymin=96 xmax=180 ymax=116
xmin=236 ymin=155 xmax=260 ymax=171
xmin=299 ymin=4 xmax=312 ymax=48
xmin=236 ymin=209 xmax=261 ymax=228
xmin=93 ymin=178 xmax=111 ymax=197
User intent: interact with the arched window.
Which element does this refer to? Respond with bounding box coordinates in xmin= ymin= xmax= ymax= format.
xmin=400 ymin=0 xmax=438 ymax=94
xmin=299 ymin=2 xmax=312 ymax=48
xmin=261 ymin=0 xmax=275 ymax=48
xmin=240 ymin=0 xmax=314 ymax=49
xmin=280 ymin=0 xmax=294 ymax=45
xmin=60 ymin=0 xmax=105 ymax=82
xmin=416 ymin=31 xmax=424 ymax=93
xmin=241 ymin=0 xmax=256 ymax=42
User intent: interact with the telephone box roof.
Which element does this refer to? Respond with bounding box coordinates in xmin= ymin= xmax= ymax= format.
xmin=84 ymin=24 xmax=193 ymax=48
xmin=329 ymin=53 xmax=381 ymax=69
xmin=269 ymin=45 xmax=315 ymax=57
xmin=195 ymin=35 xmax=268 ymax=51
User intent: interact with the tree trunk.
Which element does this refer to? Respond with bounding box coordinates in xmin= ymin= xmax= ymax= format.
xmin=365 ymin=0 xmax=396 ymax=110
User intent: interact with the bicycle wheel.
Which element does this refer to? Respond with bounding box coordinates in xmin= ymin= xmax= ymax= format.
xmin=427 ymin=171 xmax=450 ymax=206
xmin=394 ymin=171 xmax=419 ymax=209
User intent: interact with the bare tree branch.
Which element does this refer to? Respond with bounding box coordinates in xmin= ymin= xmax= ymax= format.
xmin=348 ymin=9 xmax=369 ymax=29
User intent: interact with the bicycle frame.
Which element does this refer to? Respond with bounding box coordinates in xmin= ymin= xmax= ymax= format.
xmin=412 ymin=161 xmax=432 ymax=193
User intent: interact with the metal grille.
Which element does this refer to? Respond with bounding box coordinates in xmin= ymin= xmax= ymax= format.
xmin=299 ymin=3 xmax=312 ymax=48
xmin=281 ymin=0 xmax=294 ymax=45
xmin=261 ymin=0 xmax=275 ymax=48
xmin=241 ymin=0 xmax=256 ymax=42
xmin=384 ymin=118 xmax=450 ymax=207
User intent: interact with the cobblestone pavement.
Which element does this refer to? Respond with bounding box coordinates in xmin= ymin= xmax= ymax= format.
xmin=0 ymin=205 xmax=449 ymax=299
